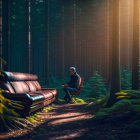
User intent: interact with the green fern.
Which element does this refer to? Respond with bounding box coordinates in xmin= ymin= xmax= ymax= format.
xmin=89 ymin=90 xmax=140 ymax=120
xmin=0 ymin=91 xmax=27 ymax=132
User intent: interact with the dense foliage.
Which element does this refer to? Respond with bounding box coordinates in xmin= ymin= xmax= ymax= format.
xmin=0 ymin=89 xmax=25 ymax=132
xmin=88 ymin=71 xmax=107 ymax=97
xmin=121 ymin=68 xmax=132 ymax=90
xmin=87 ymin=90 xmax=140 ymax=139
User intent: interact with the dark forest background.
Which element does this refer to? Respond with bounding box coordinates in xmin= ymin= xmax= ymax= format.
xmin=1 ymin=0 xmax=133 ymax=88
xmin=0 ymin=1 xmax=140 ymax=139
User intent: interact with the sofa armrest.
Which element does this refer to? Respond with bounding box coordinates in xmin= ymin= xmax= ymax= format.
xmin=2 ymin=91 xmax=29 ymax=99
xmin=2 ymin=91 xmax=45 ymax=105
xmin=2 ymin=91 xmax=32 ymax=105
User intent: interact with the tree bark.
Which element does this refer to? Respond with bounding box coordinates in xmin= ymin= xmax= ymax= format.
xmin=61 ymin=4 xmax=65 ymax=79
xmin=45 ymin=0 xmax=50 ymax=85
xmin=132 ymin=0 xmax=139 ymax=90
xmin=2 ymin=0 xmax=9 ymax=71
xmin=106 ymin=0 xmax=120 ymax=107
xmin=26 ymin=0 xmax=31 ymax=73
xmin=0 ymin=0 xmax=2 ymax=71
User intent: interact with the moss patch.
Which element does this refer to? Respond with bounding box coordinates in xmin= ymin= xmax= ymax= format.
xmin=88 ymin=90 xmax=140 ymax=139
xmin=72 ymin=97 xmax=85 ymax=104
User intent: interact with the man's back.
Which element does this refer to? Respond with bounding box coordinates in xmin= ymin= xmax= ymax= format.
xmin=68 ymin=72 xmax=80 ymax=89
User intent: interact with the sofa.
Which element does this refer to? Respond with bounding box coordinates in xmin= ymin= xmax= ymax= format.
xmin=0 ymin=71 xmax=58 ymax=115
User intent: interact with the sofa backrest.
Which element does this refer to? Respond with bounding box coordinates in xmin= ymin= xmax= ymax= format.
xmin=0 ymin=71 xmax=38 ymax=81
xmin=33 ymin=81 xmax=41 ymax=90
xmin=0 ymin=71 xmax=42 ymax=94
xmin=25 ymin=81 xmax=37 ymax=92
xmin=0 ymin=81 xmax=15 ymax=93
xmin=10 ymin=81 xmax=29 ymax=93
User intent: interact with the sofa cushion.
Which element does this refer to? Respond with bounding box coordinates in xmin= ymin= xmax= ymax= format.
xmin=41 ymin=90 xmax=54 ymax=100
xmin=25 ymin=81 xmax=37 ymax=92
xmin=51 ymin=89 xmax=58 ymax=97
xmin=33 ymin=81 xmax=41 ymax=90
xmin=42 ymin=88 xmax=58 ymax=97
xmin=10 ymin=81 xmax=30 ymax=93
xmin=28 ymin=90 xmax=54 ymax=100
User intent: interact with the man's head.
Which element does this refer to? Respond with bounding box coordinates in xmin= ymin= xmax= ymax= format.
xmin=69 ymin=67 xmax=76 ymax=75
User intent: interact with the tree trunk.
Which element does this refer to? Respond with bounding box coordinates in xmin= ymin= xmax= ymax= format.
xmin=61 ymin=4 xmax=65 ymax=79
xmin=2 ymin=0 xmax=9 ymax=71
xmin=45 ymin=0 xmax=50 ymax=85
xmin=73 ymin=0 xmax=76 ymax=67
xmin=0 ymin=0 xmax=2 ymax=71
xmin=132 ymin=0 xmax=139 ymax=90
xmin=26 ymin=0 xmax=31 ymax=73
xmin=106 ymin=0 xmax=120 ymax=107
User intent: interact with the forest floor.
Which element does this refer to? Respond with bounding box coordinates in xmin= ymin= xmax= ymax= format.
xmin=0 ymin=102 xmax=135 ymax=140
xmin=0 ymin=103 xmax=94 ymax=140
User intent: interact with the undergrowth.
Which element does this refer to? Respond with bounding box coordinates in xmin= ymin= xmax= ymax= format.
xmin=26 ymin=106 xmax=53 ymax=123
xmin=0 ymin=90 xmax=27 ymax=132
xmin=87 ymin=90 xmax=140 ymax=139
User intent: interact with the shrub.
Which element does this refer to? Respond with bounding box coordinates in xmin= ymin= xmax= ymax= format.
xmin=121 ymin=68 xmax=132 ymax=90
xmin=88 ymin=71 xmax=107 ymax=98
xmin=90 ymin=90 xmax=140 ymax=120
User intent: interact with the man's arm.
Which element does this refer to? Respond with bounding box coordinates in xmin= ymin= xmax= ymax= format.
xmin=67 ymin=78 xmax=72 ymax=87
xmin=62 ymin=79 xmax=72 ymax=87
xmin=64 ymin=84 xmax=68 ymax=87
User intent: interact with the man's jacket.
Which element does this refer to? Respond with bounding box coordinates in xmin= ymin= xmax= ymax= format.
xmin=67 ymin=72 xmax=80 ymax=89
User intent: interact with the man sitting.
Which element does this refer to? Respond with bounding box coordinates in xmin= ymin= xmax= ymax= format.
xmin=62 ymin=67 xmax=81 ymax=103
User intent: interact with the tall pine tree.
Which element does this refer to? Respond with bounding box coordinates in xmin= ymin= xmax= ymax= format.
xmin=106 ymin=0 xmax=120 ymax=107
xmin=132 ymin=0 xmax=139 ymax=90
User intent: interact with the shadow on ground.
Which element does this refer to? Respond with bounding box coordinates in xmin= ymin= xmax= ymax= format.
xmin=0 ymin=103 xmax=94 ymax=140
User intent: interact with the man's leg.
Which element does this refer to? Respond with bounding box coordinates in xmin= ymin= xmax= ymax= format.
xmin=63 ymin=87 xmax=71 ymax=102
xmin=64 ymin=94 xmax=69 ymax=102
xmin=63 ymin=87 xmax=78 ymax=103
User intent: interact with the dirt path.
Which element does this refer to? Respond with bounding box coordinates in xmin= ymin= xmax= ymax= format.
xmin=0 ymin=103 xmax=93 ymax=140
